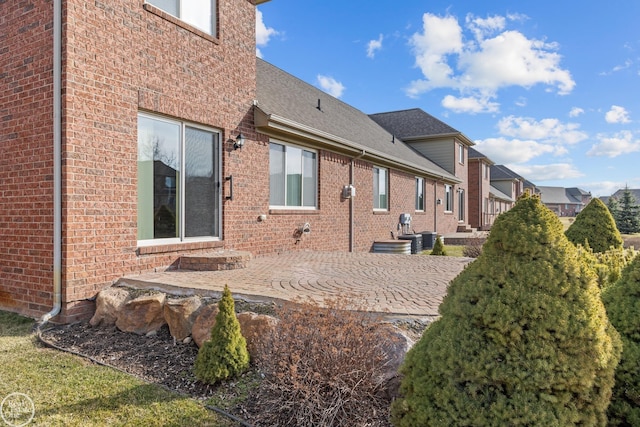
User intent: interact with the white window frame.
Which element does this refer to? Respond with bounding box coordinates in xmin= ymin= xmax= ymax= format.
xmin=269 ymin=141 xmax=318 ymax=210
xmin=145 ymin=0 xmax=217 ymax=36
xmin=458 ymin=143 xmax=464 ymax=164
xmin=137 ymin=112 xmax=222 ymax=246
xmin=444 ymin=184 xmax=453 ymax=212
xmin=415 ymin=177 xmax=425 ymax=212
xmin=373 ymin=166 xmax=388 ymax=211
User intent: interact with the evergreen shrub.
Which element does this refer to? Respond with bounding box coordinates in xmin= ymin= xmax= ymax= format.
xmin=193 ymin=285 xmax=249 ymax=384
xmin=430 ymin=236 xmax=447 ymax=256
xmin=565 ymin=198 xmax=623 ymax=253
xmin=602 ymin=255 xmax=640 ymax=426
xmin=392 ymin=194 xmax=621 ymax=427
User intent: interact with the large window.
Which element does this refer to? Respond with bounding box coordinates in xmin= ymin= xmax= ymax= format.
xmin=445 ymin=184 xmax=453 ymax=212
xmin=137 ymin=113 xmax=221 ymax=243
xmin=373 ymin=166 xmax=388 ymax=210
xmin=458 ymin=143 xmax=464 ymax=164
xmin=146 ymin=0 xmax=216 ymax=35
xmin=415 ymin=177 xmax=424 ymax=211
xmin=458 ymin=188 xmax=465 ymax=221
xmin=269 ymin=142 xmax=317 ymax=208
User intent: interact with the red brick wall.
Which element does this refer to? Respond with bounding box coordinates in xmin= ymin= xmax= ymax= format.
xmin=0 ymin=0 xmax=55 ymax=318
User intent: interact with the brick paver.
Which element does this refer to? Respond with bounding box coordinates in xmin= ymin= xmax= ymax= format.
xmin=119 ymin=252 xmax=473 ymax=318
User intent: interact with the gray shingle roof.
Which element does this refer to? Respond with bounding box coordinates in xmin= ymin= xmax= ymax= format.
xmin=609 ymin=188 xmax=640 ymax=202
xmin=490 ymin=165 xmax=522 ymax=181
xmin=368 ymin=109 xmax=460 ymax=140
xmin=255 ymin=59 xmax=459 ymax=182
xmin=538 ymin=186 xmax=583 ymax=205
xmin=489 ymin=185 xmax=514 ymax=202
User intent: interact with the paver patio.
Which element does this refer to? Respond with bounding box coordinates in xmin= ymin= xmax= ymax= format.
xmin=118 ymin=252 xmax=473 ymax=318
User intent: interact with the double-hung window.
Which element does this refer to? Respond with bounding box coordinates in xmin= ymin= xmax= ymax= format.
xmin=458 ymin=143 xmax=464 ymax=164
xmin=269 ymin=142 xmax=317 ymax=209
xmin=444 ymin=184 xmax=453 ymax=212
xmin=137 ymin=113 xmax=221 ymax=243
xmin=373 ymin=166 xmax=388 ymax=210
xmin=146 ymin=0 xmax=216 ymax=35
xmin=415 ymin=177 xmax=424 ymax=211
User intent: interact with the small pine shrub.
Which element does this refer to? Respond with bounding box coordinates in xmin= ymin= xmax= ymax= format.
xmin=602 ymin=255 xmax=640 ymax=426
xmin=392 ymin=194 xmax=621 ymax=427
xmin=193 ymin=285 xmax=249 ymax=384
xmin=252 ymin=297 xmax=390 ymax=427
xmin=566 ymin=198 xmax=623 ymax=253
xmin=430 ymin=236 xmax=447 ymax=256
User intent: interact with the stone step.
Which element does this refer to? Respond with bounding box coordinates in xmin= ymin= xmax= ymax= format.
xmin=179 ymin=250 xmax=252 ymax=271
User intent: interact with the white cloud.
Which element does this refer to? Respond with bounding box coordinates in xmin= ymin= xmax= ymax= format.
xmin=367 ymin=34 xmax=384 ymax=59
xmin=316 ymin=75 xmax=345 ymax=98
xmin=256 ymin=10 xmax=278 ymax=58
xmin=474 ymin=137 xmax=558 ymax=164
xmin=442 ymin=94 xmax=499 ymax=114
xmin=587 ymin=131 xmax=640 ymax=157
xmin=508 ymin=163 xmax=584 ymax=181
xmin=406 ymin=13 xmax=575 ymax=112
xmin=605 ymin=105 xmax=631 ymax=124
xmin=497 ymin=116 xmax=588 ymax=145
xmin=584 ymin=181 xmax=625 ymax=198
xmin=569 ymin=107 xmax=584 ymax=117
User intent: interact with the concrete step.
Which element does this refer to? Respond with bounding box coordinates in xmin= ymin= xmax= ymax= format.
xmin=179 ymin=250 xmax=252 ymax=271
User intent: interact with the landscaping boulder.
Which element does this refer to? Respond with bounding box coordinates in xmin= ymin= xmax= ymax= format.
xmin=374 ymin=323 xmax=414 ymax=400
xmin=237 ymin=312 xmax=279 ymax=359
xmin=115 ymin=293 xmax=166 ymax=335
xmin=163 ymin=296 xmax=202 ymax=341
xmin=89 ymin=287 xmax=131 ymax=327
xmin=192 ymin=303 xmax=219 ymax=348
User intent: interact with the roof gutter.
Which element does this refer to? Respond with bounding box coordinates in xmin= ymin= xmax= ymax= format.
xmin=39 ymin=0 xmax=62 ymax=327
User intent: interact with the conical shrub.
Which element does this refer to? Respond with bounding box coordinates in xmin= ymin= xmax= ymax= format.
xmin=430 ymin=236 xmax=446 ymax=256
xmin=565 ymin=198 xmax=623 ymax=253
xmin=392 ymin=194 xmax=621 ymax=427
xmin=602 ymin=254 xmax=640 ymax=426
xmin=194 ymin=285 xmax=249 ymax=384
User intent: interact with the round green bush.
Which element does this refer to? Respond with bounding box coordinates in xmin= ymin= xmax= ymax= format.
xmin=392 ymin=194 xmax=621 ymax=427
xmin=193 ymin=285 xmax=249 ymax=384
xmin=602 ymin=254 xmax=640 ymax=426
xmin=565 ymin=198 xmax=623 ymax=253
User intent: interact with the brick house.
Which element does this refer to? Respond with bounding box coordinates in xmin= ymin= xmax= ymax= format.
xmin=1 ymin=0 xmax=465 ymax=322
xmin=369 ymin=109 xmax=472 ymax=233
xmin=538 ymin=186 xmax=591 ymax=216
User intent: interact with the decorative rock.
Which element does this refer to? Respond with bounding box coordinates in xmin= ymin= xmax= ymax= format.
xmin=145 ymin=330 xmax=157 ymax=337
xmin=89 ymin=287 xmax=131 ymax=327
xmin=375 ymin=323 xmax=415 ymax=400
xmin=183 ymin=337 xmax=192 ymax=345
xmin=163 ymin=296 xmax=202 ymax=341
xmin=115 ymin=293 xmax=167 ymax=335
xmin=192 ymin=304 xmax=219 ymax=348
xmin=237 ymin=312 xmax=279 ymax=359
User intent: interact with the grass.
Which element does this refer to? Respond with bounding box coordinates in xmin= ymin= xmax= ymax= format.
xmin=422 ymin=245 xmax=465 ymax=257
xmin=0 ymin=311 xmax=232 ymax=426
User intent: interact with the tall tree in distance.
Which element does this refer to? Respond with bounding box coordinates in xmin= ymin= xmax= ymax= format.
xmin=607 ymin=196 xmax=620 ymax=224
xmin=616 ymin=186 xmax=640 ymax=234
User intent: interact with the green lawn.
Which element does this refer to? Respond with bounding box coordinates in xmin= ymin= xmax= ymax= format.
xmin=0 ymin=311 xmax=230 ymax=426
xmin=422 ymin=245 xmax=465 ymax=257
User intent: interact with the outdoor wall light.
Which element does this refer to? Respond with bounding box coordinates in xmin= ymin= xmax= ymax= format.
xmin=233 ymin=133 xmax=245 ymax=150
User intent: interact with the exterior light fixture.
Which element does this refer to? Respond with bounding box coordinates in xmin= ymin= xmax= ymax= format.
xmin=233 ymin=133 xmax=245 ymax=150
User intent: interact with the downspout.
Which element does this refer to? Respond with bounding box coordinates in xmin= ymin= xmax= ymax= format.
xmin=349 ymin=150 xmax=365 ymax=252
xmin=39 ymin=0 xmax=62 ymax=326
xmin=433 ymin=181 xmax=438 ymax=234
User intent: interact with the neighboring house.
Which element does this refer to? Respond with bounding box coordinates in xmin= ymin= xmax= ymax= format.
xmin=369 ymin=109 xmax=472 ymax=232
xmin=538 ymin=186 xmax=591 ymax=216
xmin=467 ymin=148 xmax=494 ymax=230
xmin=255 ymin=60 xmax=461 ymax=252
xmin=1 ymin=1 xmax=467 ymax=322
xmin=602 ymin=188 xmax=640 ymax=205
xmin=491 ymin=165 xmax=526 ymax=202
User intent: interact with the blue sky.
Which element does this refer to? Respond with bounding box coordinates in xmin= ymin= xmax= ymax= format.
xmin=255 ymin=1 xmax=640 ymax=197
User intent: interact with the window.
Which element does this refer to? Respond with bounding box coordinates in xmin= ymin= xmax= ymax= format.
xmin=445 ymin=184 xmax=453 ymax=212
xmin=269 ymin=142 xmax=317 ymax=208
xmin=373 ymin=166 xmax=388 ymax=210
xmin=458 ymin=188 xmax=465 ymax=221
xmin=137 ymin=113 xmax=221 ymax=243
xmin=146 ymin=0 xmax=216 ymax=35
xmin=415 ymin=177 xmax=424 ymax=211
xmin=484 ymin=163 xmax=490 ymax=179
xmin=458 ymin=143 xmax=464 ymax=164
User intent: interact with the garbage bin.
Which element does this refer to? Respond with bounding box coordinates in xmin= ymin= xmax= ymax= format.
xmin=398 ymin=234 xmax=423 ymax=254
xmin=419 ymin=231 xmax=437 ymax=249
